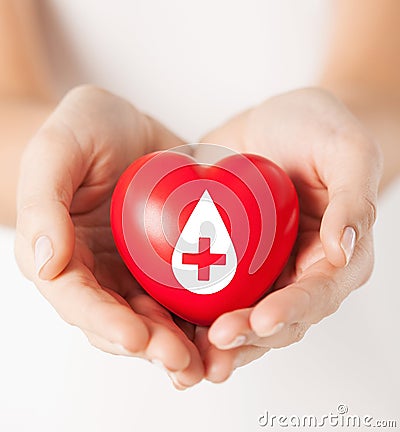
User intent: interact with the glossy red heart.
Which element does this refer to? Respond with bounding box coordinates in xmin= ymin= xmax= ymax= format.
xmin=111 ymin=150 xmax=299 ymax=326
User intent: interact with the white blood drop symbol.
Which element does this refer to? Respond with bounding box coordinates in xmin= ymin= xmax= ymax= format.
xmin=172 ymin=190 xmax=237 ymax=294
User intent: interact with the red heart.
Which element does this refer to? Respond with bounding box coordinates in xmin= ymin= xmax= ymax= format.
xmin=111 ymin=151 xmax=299 ymax=326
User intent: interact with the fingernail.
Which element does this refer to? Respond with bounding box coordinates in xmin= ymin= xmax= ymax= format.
xmin=340 ymin=226 xmax=356 ymax=266
xmin=259 ymin=322 xmax=284 ymax=338
xmin=114 ymin=343 xmax=135 ymax=356
xmin=219 ymin=334 xmax=247 ymax=350
xmin=151 ymin=360 xmax=188 ymax=390
xmin=170 ymin=373 xmax=188 ymax=391
xmin=151 ymin=359 xmax=167 ymax=371
xmin=34 ymin=236 xmax=53 ymax=277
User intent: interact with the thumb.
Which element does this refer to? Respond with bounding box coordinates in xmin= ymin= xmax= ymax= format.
xmin=319 ymin=136 xmax=382 ymax=267
xmin=15 ymin=128 xmax=82 ymax=280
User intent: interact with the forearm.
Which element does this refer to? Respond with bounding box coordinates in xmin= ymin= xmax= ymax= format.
xmin=0 ymin=98 xmax=54 ymax=226
xmin=322 ymin=0 xmax=400 ymax=98
xmin=0 ymin=1 xmax=58 ymax=225
xmin=0 ymin=1 xmax=55 ymax=99
xmin=344 ymin=97 xmax=400 ymax=192
xmin=320 ymin=0 xmax=400 ymax=191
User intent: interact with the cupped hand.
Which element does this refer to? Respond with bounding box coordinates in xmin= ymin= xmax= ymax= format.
xmin=15 ymin=85 xmax=204 ymax=389
xmin=197 ymin=88 xmax=383 ymax=383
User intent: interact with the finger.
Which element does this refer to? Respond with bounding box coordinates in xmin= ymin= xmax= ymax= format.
xmin=194 ymin=327 xmax=230 ymax=383
xmin=208 ymin=307 xmax=286 ymax=350
xmin=208 ymin=303 xmax=305 ymax=350
xmin=202 ymin=342 xmax=269 ymax=383
xmin=169 ymin=341 xmax=204 ymax=390
xmin=319 ymin=133 xmax=382 ymax=267
xmin=210 ymin=236 xmax=372 ymax=348
xmin=143 ymin=323 xmax=191 ymax=372
xmin=195 ymin=326 xmax=237 ymax=383
xmin=250 ymin=235 xmax=373 ymax=336
xmin=35 ymin=257 xmax=151 ymax=353
xmin=84 ymin=329 xmax=201 ymax=391
xmin=203 ymin=345 xmax=236 ymax=383
xmin=16 ymin=126 xmax=84 ymax=281
xmin=231 ymin=345 xmax=270 ymax=368
xmin=170 ymin=318 xmax=205 ymax=389
xmin=247 ymin=322 xmax=310 ymax=349
xmin=250 ymin=268 xmax=341 ymax=337
xmin=126 ymin=293 xmax=204 ymax=387
xmin=86 ymin=314 xmax=204 ymax=390
xmin=84 ymin=330 xmax=144 ymax=356
xmin=208 ymin=308 xmax=253 ymax=350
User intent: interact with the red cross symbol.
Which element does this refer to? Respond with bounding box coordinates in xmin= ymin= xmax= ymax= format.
xmin=182 ymin=237 xmax=227 ymax=281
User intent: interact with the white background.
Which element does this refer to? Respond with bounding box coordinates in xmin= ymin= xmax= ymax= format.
xmin=1 ymin=1 xmax=399 ymax=431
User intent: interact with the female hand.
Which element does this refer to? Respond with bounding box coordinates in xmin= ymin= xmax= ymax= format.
xmin=14 ymin=85 xmax=204 ymax=389
xmin=196 ymin=88 xmax=383 ymax=383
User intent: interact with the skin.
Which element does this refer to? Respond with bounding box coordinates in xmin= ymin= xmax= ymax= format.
xmin=15 ymin=86 xmax=205 ymax=388
xmin=197 ymin=88 xmax=380 ymax=381
xmin=1 ymin=1 xmax=400 ymax=388
xmin=0 ymin=0 xmax=56 ymax=226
